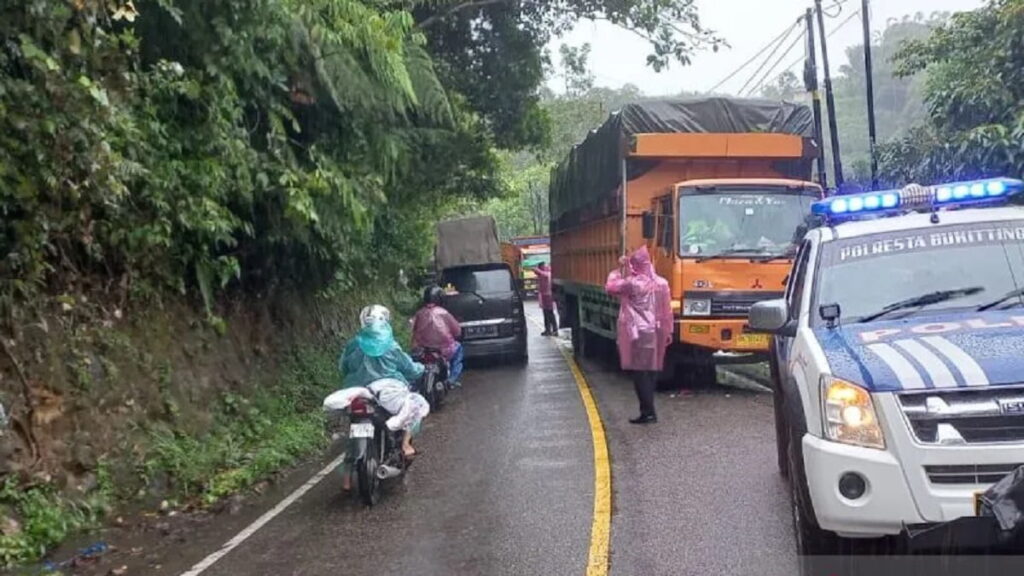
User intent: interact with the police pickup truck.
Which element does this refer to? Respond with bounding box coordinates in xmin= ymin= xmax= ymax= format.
xmin=749 ymin=178 xmax=1024 ymax=555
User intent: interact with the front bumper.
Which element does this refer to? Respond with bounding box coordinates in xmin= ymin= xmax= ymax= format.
xmin=677 ymin=318 xmax=770 ymax=352
xmin=803 ymin=434 xmax=923 ymax=537
xmin=462 ymin=334 xmax=525 ymax=360
xmin=802 ymin=393 xmax=1024 ymax=538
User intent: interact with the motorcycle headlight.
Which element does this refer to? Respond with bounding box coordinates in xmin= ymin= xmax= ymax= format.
xmin=682 ymin=298 xmax=711 ymax=316
xmin=821 ymin=376 xmax=885 ymax=449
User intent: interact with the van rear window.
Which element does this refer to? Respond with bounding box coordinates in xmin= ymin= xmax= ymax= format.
xmin=442 ymin=268 xmax=513 ymax=293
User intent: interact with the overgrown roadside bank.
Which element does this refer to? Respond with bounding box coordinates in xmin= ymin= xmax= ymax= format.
xmin=0 ymin=285 xmax=419 ymax=570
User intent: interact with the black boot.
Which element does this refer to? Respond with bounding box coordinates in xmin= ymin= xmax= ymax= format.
xmin=629 ymin=414 xmax=657 ymax=425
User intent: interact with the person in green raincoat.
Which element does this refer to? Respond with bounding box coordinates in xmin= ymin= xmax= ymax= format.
xmin=340 ymin=305 xmax=424 ymax=391
xmin=337 ymin=306 xmax=426 ymax=490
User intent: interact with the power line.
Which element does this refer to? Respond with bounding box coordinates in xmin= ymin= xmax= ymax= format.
xmin=706 ymin=17 xmax=802 ymax=94
xmin=736 ymin=23 xmax=800 ymax=96
xmin=745 ymin=26 xmax=809 ymax=97
xmin=779 ymin=9 xmax=861 ymax=78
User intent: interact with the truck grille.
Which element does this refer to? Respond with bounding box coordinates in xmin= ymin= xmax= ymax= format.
xmin=685 ymin=291 xmax=784 ymax=318
xmin=898 ymin=388 xmax=1024 ymax=445
xmin=925 ymin=463 xmax=1024 ymax=485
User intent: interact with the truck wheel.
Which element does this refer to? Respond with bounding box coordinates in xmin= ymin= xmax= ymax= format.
xmin=572 ymin=326 xmax=599 ymax=360
xmin=788 ymin=428 xmax=838 ymax=559
xmin=680 ymin=348 xmax=715 ymax=388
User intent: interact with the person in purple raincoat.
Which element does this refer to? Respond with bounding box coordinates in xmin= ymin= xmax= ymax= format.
xmin=605 ymin=246 xmax=673 ymax=424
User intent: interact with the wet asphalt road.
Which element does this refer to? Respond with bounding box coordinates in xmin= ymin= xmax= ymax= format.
xmin=579 ymin=353 xmax=797 ymax=576
xmin=202 ymin=313 xmax=593 ymax=576
xmin=62 ymin=304 xmax=797 ymax=576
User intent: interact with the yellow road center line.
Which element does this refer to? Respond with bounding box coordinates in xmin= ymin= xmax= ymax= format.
xmin=528 ymin=312 xmax=611 ymax=576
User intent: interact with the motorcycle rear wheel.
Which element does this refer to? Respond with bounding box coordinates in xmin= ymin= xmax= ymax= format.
xmin=356 ymin=452 xmax=380 ymax=506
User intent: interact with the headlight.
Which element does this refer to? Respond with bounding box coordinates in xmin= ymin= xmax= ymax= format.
xmin=682 ymin=298 xmax=711 ymax=316
xmin=821 ymin=376 xmax=885 ymax=449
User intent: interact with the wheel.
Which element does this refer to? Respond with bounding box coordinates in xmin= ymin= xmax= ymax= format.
xmin=787 ymin=427 xmax=838 ymax=561
xmin=356 ymin=443 xmax=381 ymax=506
xmin=424 ymin=372 xmax=441 ymax=410
xmin=432 ymin=375 xmax=446 ymax=410
xmin=513 ymin=345 xmax=529 ymax=365
xmin=679 ymin=347 xmax=716 ymax=388
xmin=571 ymin=326 xmax=583 ymax=360
xmin=770 ymin=356 xmax=790 ymax=479
xmin=773 ymin=393 xmax=790 ymax=479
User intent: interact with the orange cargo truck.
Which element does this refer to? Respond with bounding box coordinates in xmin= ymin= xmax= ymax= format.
xmin=550 ymin=97 xmax=823 ymax=386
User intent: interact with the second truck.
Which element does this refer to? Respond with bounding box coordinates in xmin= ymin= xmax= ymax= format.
xmin=550 ymin=97 xmax=823 ymax=386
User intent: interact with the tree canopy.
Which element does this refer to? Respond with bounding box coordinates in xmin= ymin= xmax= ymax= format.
xmin=878 ymin=0 xmax=1024 ymax=184
xmin=0 ymin=0 xmax=720 ymax=324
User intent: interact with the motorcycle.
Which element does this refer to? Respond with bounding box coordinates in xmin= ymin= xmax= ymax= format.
xmin=412 ymin=347 xmax=449 ymax=411
xmin=328 ymin=393 xmax=411 ymax=506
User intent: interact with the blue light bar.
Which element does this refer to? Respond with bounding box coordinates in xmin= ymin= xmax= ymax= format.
xmin=811 ymin=177 xmax=1024 ymax=219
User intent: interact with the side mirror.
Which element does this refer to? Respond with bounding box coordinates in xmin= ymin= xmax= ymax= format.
xmin=641 ymin=211 xmax=655 ymax=239
xmin=748 ymin=299 xmax=790 ymax=333
xmin=819 ymin=303 xmax=841 ymax=327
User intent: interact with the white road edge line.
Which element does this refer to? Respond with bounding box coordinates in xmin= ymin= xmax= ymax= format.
xmin=179 ymin=451 xmax=347 ymax=576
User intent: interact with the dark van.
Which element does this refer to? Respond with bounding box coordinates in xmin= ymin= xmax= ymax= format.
xmin=440 ymin=263 xmax=528 ymax=363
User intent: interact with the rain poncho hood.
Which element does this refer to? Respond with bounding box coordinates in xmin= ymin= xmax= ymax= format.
xmin=340 ymin=320 xmax=424 ymax=389
xmin=535 ymin=264 xmax=554 ymax=310
xmin=355 ymin=320 xmax=398 ymax=358
xmin=605 ymin=246 xmax=673 ymax=371
xmin=411 ymin=304 xmax=462 ymax=360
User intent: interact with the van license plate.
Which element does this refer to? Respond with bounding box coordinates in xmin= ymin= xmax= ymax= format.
xmin=350 ymin=423 xmax=374 ymax=438
xmin=465 ymin=325 xmax=498 ymax=339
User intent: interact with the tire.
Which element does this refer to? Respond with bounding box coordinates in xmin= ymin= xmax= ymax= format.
xmin=788 ymin=428 xmax=838 ymax=561
xmin=356 ymin=442 xmax=381 ymax=507
xmin=513 ymin=345 xmax=529 ymax=365
xmin=571 ymin=326 xmax=583 ymax=360
xmin=434 ymin=374 xmax=447 ymax=409
xmin=679 ymin=347 xmax=715 ymax=388
xmin=773 ymin=393 xmax=790 ymax=479
xmin=424 ymin=371 xmax=442 ymax=410
xmin=768 ymin=346 xmax=789 ymax=478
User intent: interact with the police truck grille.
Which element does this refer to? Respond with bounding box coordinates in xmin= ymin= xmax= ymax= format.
xmin=925 ymin=463 xmax=1024 ymax=485
xmin=898 ymin=388 xmax=1024 ymax=445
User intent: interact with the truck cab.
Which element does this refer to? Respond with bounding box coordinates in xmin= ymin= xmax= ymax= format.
xmin=647 ymin=179 xmax=822 ymax=370
xmin=750 ymin=178 xmax=1024 ymax=556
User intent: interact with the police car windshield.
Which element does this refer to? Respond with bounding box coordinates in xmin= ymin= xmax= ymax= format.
xmin=815 ymin=221 xmax=1024 ymax=325
xmin=679 ymin=188 xmax=817 ymax=258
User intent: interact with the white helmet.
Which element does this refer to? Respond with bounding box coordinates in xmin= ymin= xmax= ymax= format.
xmin=359 ymin=305 xmax=391 ymax=328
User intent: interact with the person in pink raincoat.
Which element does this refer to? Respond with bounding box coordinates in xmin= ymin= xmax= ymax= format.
xmin=411 ymin=286 xmax=464 ymax=386
xmin=535 ymin=262 xmax=559 ymax=336
xmin=605 ymin=245 xmax=673 ymax=424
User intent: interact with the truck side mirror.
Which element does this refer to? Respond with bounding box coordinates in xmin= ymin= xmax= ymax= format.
xmin=642 ymin=211 xmax=655 ymax=239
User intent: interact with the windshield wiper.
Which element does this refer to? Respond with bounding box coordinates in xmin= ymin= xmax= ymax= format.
xmin=856 ymin=287 xmax=984 ymax=324
xmin=751 ymin=253 xmax=792 ymax=263
xmin=977 ymin=287 xmax=1024 ymax=311
xmin=696 ymin=247 xmax=769 ymax=263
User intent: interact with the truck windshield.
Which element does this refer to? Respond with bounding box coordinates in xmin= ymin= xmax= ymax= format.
xmin=814 ymin=221 xmax=1024 ymax=324
xmin=679 ymin=189 xmax=817 ymax=258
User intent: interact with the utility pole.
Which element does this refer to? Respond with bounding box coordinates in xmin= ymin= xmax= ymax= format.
xmin=803 ymin=9 xmax=828 ymax=190
xmin=814 ymin=0 xmax=844 ymax=187
xmin=862 ymin=0 xmax=879 ymax=190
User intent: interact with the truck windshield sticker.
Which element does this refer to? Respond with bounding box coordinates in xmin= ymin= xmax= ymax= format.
xmin=716 ymin=195 xmax=785 ymax=206
xmin=829 ymin=223 xmax=1024 ymax=264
